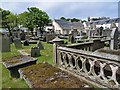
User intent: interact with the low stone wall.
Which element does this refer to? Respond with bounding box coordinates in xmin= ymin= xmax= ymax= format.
xmin=66 ymin=39 xmax=104 ymax=52
xmin=54 ymin=46 xmax=120 ymax=89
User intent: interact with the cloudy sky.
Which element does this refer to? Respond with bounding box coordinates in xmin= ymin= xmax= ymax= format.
xmin=0 ymin=0 xmax=120 ymax=20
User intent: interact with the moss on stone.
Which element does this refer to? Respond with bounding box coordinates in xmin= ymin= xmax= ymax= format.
xmin=20 ymin=63 xmax=90 ymax=88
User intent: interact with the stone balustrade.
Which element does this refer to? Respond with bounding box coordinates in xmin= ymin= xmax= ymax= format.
xmin=55 ymin=46 xmax=120 ymax=89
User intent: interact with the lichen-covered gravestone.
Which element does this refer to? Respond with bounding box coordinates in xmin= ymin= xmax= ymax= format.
xmin=0 ymin=35 xmax=10 ymax=52
xmin=14 ymin=38 xmax=22 ymax=49
xmin=37 ymin=41 xmax=44 ymax=50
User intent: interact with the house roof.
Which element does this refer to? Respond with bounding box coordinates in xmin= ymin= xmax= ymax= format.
xmin=88 ymin=17 xmax=120 ymax=25
xmin=54 ymin=19 xmax=83 ymax=30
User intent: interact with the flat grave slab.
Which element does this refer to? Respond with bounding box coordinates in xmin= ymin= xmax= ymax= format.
xmin=3 ymin=55 xmax=37 ymax=78
xmin=19 ymin=63 xmax=90 ymax=88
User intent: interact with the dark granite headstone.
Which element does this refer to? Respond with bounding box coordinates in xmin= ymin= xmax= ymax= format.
xmin=31 ymin=46 xmax=40 ymax=57
xmin=23 ymin=40 xmax=29 ymax=46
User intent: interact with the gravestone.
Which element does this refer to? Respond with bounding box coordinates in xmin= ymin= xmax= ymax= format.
xmin=20 ymin=31 xmax=26 ymax=40
xmin=79 ymin=30 xmax=83 ymax=36
xmin=37 ymin=41 xmax=44 ymax=50
xmin=46 ymin=33 xmax=55 ymax=43
xmin=9 ymin=36 xmax=13 ymax=44
xmin=88 ymin=30 xmax=93 ymax=39
xmin=12 ymin=31 xmax=20 ymax=39
xmin=70 ymin=35 xmax=75 ymax=44
xmin=14 ymin=38 xmax=22 ymax=49
xmin=0 ymin=35 xmax=10 ymax=52
xmin=110 ymin=28 xmax=119 ymax=50
xmin=23 ymin=40 xmax=29 ymax=46
xmin=31 ymin=46 xmax=40 ymax=57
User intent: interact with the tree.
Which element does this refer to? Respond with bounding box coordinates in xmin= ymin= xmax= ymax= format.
xmin=1 ymin=8 xmax=10 ymax=28
xmin=27 ymin=7 xmax=49 ymax=35
xmin=18 ymin=11 xmax=29 ymax=27
xmin=71 ymin=18 xmax=80 ymax=22
xmin=60 ymin=17 xmax=66 ymax=20
xmin=1 ymin=8 xmax=18 ymax=36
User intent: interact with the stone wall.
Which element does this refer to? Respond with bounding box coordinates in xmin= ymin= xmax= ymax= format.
xmin=66 ymin=39 xmax=104 ymax=52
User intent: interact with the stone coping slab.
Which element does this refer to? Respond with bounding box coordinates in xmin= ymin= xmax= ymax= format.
xmin=19 ymin=63 xmax=91 ymax=88
xmin=3 ymin=55 xmax=37 ymax=69
xmin=58 ymin=47 xmax=120 ymax=63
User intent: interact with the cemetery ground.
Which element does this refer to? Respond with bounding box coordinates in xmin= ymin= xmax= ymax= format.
xmin=1 ymin=40 xmax=91 ymax=88
xmin=1 ymin=42 xmax=53 ymax=88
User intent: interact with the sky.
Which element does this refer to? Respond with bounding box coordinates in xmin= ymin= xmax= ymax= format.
xmin=0 ymin=0 xmax=120 ymax=20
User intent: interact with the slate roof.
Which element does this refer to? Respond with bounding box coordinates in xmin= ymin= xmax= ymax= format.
xmin=54 ymin=19 xmax=83 ymax=30
xmin=88 ymin=18 xmax=120 ymax=25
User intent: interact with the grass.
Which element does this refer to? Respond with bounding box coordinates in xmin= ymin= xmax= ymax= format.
xmin=1 ymin=41 xmax=53 ymax=88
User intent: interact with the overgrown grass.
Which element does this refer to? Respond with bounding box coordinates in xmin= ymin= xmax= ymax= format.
xmin=2 ymin=64 xmax=29 ymax=88
xmin=2 ymin=41 xmax=53 ymax=88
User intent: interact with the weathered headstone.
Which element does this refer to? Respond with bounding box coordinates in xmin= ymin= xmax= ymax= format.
xmin=23 ymin=40 xmax=29 ymax=46
xmin=20 ymin=31 xmax=26 ymax=40
xmin=88 ymin=30 xmax=93 ymax=39
xmin=37 ymin=41 xmax=44 ymax=50
xmin=14 ymin=38 xmax=22 ymax=49
xmin=0 ymin=35 xmax=10 ymax=52
xmin=110 ymin=28 xmax=119 ymax=50
xmin=46 ymin=33 xmax=55 ymax=43
xmin=31 ymin=46 xmax=40 ymax=57
xmin=70 ymin=35 xmax=75 ymax=44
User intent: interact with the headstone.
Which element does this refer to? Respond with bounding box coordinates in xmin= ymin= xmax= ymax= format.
xmin=23 ymin=40 xmax=29 ymax=46
xmin=79 ymin=30 xmax=83 ymax=36
xmin=31 ymin=46 xmax=40 ymax=57
xmin=99 ymin=26 xmax=103 ymax=36
xmin=37 ymin=41 xmax=44 ymax=50
xmin=12 ymin=31 xmax=20 ymax=39
xmin=46 ymin=33 xmax=55 ymax=43
xmin=20 ymin=31 xmax=26 ymax=40
xmin=9 ymin=36 xmax=13 ymax=44
xmin=88 ymin=30 xmax=93 ymax=39
xmin=110 ymin=28 xmax=119 ymax=50
xmin=70 ymin=35 xmax=75 ymax=44
xmin=0 ymin=36 xmax=10 ymax=52
xmin=14 ymin=38 xmax=22 ymax=49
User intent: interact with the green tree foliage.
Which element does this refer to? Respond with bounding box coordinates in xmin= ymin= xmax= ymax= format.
xmin=0 ymin=8 xmax=10 ymax=28
xmin=18 ymin=11 xmax=29 ymax=27
xmin=1 ymin=8 xmax=18 ymax=36
xmin=71 ymin=18 xmax=80 ymax=22
xmin=60 ymin=16 xmax=66 ymax=20
xmin=60 ymin=17 xmax=81 ymax=22
xmin=27 ymin=7 xmax=49 ymax=34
